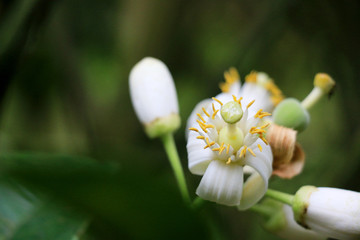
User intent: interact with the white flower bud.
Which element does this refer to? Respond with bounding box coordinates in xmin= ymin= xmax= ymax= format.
xmin=292 ymin=186 xmax=360 ymax=240
xmin=263 ymin=202 xmax=326 ymax=240
xmin=129 ymin=57 xmax=180 ymax=138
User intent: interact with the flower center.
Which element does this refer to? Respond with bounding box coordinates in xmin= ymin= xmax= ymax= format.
xmin=218 ymin=124 xmax=244 ymax=152
xmin=217 ymin=100 xmax=245 ymax=152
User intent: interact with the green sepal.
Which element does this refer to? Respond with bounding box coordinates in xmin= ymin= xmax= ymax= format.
xmin=144 ymin=113 xmax=181 ymax=138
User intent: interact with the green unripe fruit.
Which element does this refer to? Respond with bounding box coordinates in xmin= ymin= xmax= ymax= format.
xmin=273 ymin=98 xmax=310 ymax=132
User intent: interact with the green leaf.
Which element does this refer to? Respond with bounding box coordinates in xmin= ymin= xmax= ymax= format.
xmin=0 ymin=181 xmax=87 ymax=240
xmin=0 ymin=153 xmax=208 ymax=239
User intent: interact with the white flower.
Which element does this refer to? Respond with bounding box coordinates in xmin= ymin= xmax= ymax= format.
xmin=129 ymin=57 xmax=180 ymax=138
xmin=292 ymin=186 xmax=360 ymax=240
xmin=186 ymin=68 xmax=282 ymax=208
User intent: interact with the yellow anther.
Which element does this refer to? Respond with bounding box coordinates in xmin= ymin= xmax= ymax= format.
xmin=212 ymin=109 xmax=219 ymax=119
xmin=260 ymin=136 xmax=269 ymax=145
xmin=189 ymin=127 xmax=199 ymax=132
xmin=258 ymin=144 xmax=262 ymax=152
xmin=229 ymin=67 xmax=240 ymax=82
xmin=218 ymin=143 xmax=225 ymax=154
xmin=212 ymin=147 xmax=220 ymax=152
xmin=238 ymin=97 xmax=243 ymax=107
xmin=245 ymin=71 xmax=258 ymax=83
xmin=204 ymin=138 xmax=210 ymax=149
xmin=212 ymin=97 xmax=223 ymax=106
xmin=197 ymin=120 xmax=207 ymax=133
xmin=205 ymin=124 xmax=215 ymax=129
xmin=203 ymin=137 xmax=215 ymax=149
xmin=226 ymin=157 xmax=232 ymax=165
xmin=219 ymin=82 xmax=230 ymax=93
xmin=254 ymin=109 xmax=272 ymax=119
xmin=260 ymin=123 xmax=270 ymax=129
xmin=254 ymin=109 xmax=263 ymax=118
xmin=249 ymin=127 xmax=266 ymax=135
xmin=247 ymin=100 xmax=255 ymax=109
xmin=212 ymin=103 xmax=216 ymax=112
xmin=258 ymin=112 xmax=272 ymax=118
xmin=197 ymin=136 xmax=205 ymax=139
xmin=226 ymin=144 xmax=230 ymax=154
xmin=248 ymin=148 xmax=256 ymax=157
xmin=265 ymin=81 xmax=284 ymax=106
xmin=239 ymin=146 xmax=247 ymax=158
xmin=232 ymin=95 xmax=237 ymax=102
xmin=197 ymin=113 xmax=206 ymax=123
xmin=202 ymin=107 xmax=210 ymax=117
xmin=254 ymin=129 xmax=266 ymax=134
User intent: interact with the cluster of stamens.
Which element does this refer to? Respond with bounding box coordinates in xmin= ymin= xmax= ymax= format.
xmin=245 ymin=71 xmax=284 ymax=105
xmin=189 ymin=94 xmax=271 ymax=165
xmin=219 ymin=68 xmax=240 ymax=93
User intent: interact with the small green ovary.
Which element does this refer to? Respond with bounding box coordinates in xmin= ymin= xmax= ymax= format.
xmin=218 ymin=125 xmax=244 ymax=151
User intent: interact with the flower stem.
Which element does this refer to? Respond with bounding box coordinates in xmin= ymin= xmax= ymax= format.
xmin=249 ymin=204 xmax=274 ymax=218
xmin=265 ymin=189 xmax=294 ymax=206
xmin=161 ymin=133 xmax=191 ymax=205
xmin=191 ymin=196 xmax=205 ymax=210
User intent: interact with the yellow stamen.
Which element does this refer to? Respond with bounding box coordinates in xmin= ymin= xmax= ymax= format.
xmin=205 ymin=124 xmax=215 ymax=129
xmin=212 ymin=97 xmax=223 ymax=106
xmin=189 ymin=127 xmax=199 ymax=132
xmin=245 ymin=71 xmax=258 ymax=83
xmin=197 ymin=136 xmax=205 ymax=139
xmin=260 ymin=136 xmax=269 ymax=145
xmin=232 ymin=95 xmax=237 ymax=102
xmin=247 ymin=100 xmax=255 ymax=109
xmin=238 ymin=97 xmax=243 ymax=107
xmin=212 ymin=147 xmax=220 ymax=152
xmin=212 ymin=109 xmax=219 ymax=119
xmin=218 ymin=143 xmax=225 ymax=154
xmin=219 ymin=82 xmax=230 ymax=93
xmin=212 ymin=103 xmax=216 ymax=112
xmin=254 ymin=109 xmax=272 ymax=119
xmin=197 ymin=113 xmax=206 ymax=123
xmin=258 ymin=112 xmax=272 ymax=118
xmin=197 ymin=120 xmax=207 ymax=133
xmin=202 ymin=107 xmax=210 ymax=117
xmin=254 ymin=109 xmax=263 ymax=118
xmin=239 ymin=146 xmax=247 ymax=158
xmin=226 ymin=144 xmax=230 ymax=154
xmin=248 ymin=148 xmax=256 ymax=157
xmin=260 ymin=123 xmax=270 ymax=129
xmin=204 ymin=138 xmax=215 ymax=149
xmin=258 ymin=144 xmax=262 ymax=152
xmin=226 ymin=157 xmax=232 ymax=165
xmin=265 ymin=81 xmax=284 ymax=106
xmin=250 ymin=128 xmax=266 ymax=134
xmin=229 ymin=67 xmax=240 ymax=82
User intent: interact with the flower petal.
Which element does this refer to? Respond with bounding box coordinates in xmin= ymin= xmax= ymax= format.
xmin=238 ymin=142 xmax=272 ymax=210
xmin=187 ymin=131 xmax=214 ymax=175
xmin=306 ymin=188 xmax=360 ymax=240
xmin=240 ymin=82 xmax=274 ymax=115
xmin=186 ymin=99 xmax=212 ymax=138
xmin=196 ymin=160 xmax=244 ymax=206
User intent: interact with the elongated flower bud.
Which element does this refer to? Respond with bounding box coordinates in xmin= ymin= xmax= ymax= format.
xmin=292 ymin=186 xmax=360 ymax=240
xmin=129 ymin=57 xmax=180 ymax=138
xmin=261 ymin=200 xmax=326 ymax=240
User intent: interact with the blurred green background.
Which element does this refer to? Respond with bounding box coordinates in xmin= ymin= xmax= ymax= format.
xmin=0 ymin=0 xmax=359 ymax=239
